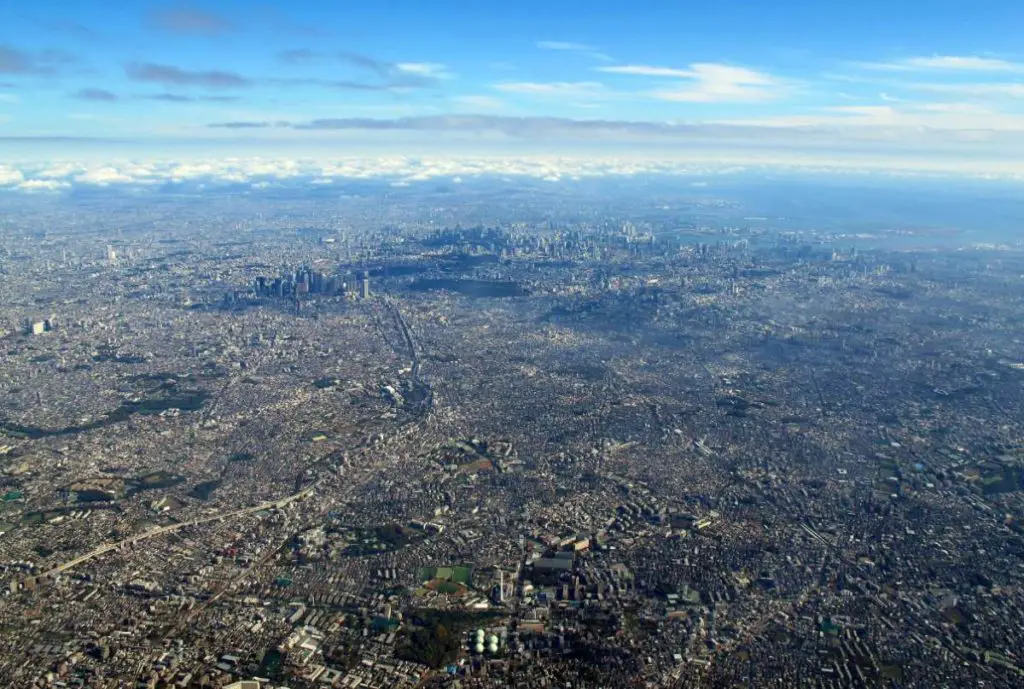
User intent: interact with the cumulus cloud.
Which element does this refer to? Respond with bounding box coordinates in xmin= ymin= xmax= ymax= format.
xmin=5 ymin=157 xmax=721 ymax=192
xmin=74 ymin=167 xmax=136 ymax=184
xmin=149 ymin=7 xmax=235 ymax=36
xmin=36 ymin=162 xmax=84 ymax=178
xmin=0 ymin=167 xmax=26 ymax=185
xmin=125 ymin=62 xmax=251 ymax=89
xmin=17 ymin=179 xmax=69 ymax=191
xmin=5 ymin=153 xmax=1024 ymax=195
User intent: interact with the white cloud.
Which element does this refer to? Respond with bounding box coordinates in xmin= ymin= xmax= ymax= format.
xmin=912 ymin=82 xmax=1024 ymax=98
xmin=0 ymin=167 xmax=25 ymax=185
xmin=914 ymin=102 xmax=993 ymax=114
xmin=536 ymin=41 xmax=612 ymax=62
xmin=827 ymin=105 xmax=897 ymax=118
xmin=647 ymin=63 xmax=783 ymax=103
xmin=17 ymin=179 xmax=69 ymax=191
xmin=599 ymin=63 xmax=784 ymax=102
xmin=395 ymin=62 xmax=451 ymax=79
xmin=858 ymin=55 xmax=1024 ymax=72
xmin=720 ymin=102 xmax=1024 ymax=131
xmin=908 ymin=56 xmax=1021 ymax=71
xmin=37 ymin=163 xmax=85 ymax=178
xmin=537 ymin=41 xmax=592 ymax=52
xmin=599 ymin=65 xmax=695 ymax=78
xmin=494 ymin=81 xmax=607 ymax=97
xmin=169 ymin=162 xmax=217 ymax=179
xmin=74 ymin=167 xmax=136 ymax=184
xmin=8 ymin=144 xmax=1024 ymax=196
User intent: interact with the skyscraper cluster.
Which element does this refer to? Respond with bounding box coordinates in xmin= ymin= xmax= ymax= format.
xmin=254 ymin=267 xmax=344 ymax=299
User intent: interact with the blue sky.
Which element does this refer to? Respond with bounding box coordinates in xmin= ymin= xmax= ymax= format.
xmin=3 ymin=1 xmax=1024 ymax=182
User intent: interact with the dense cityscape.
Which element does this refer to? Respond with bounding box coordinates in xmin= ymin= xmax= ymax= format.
xmin=1 ymin=177 xmax=1023 ymax=688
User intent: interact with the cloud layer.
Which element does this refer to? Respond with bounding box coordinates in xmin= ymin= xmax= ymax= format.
xmin=3 ymin=150 xmax=1024 ymax=196
xmin=193 ymin=113 xmax=1024 ymax=149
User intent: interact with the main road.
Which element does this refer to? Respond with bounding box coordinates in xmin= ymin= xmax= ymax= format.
xmin=37 ymin=484 xmax=317 ymax=579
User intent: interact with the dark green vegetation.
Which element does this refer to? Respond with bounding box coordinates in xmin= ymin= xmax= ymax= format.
xmin=188 ymin=480 xmax=222 ymax=500
xmin=129 ymin=471 xmax=184 ymax=493
xmin=395 ymin=609 xmax=502 ymax=668
xmin=74 ymin=489 xmax=116 ymax=503
xmin=334 ymin=524 xmax=424 ymax=556
xmin=61 ymin=471 xmax=186 ymax=504
xmin=257 ymin=649 xmax=284 ymax=681
xmin=0 ymin=391 xmax=210 ymax=440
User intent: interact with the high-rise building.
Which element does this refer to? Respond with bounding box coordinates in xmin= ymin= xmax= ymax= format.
xmin=105 ymin=245 xmax=117 ymax=266
xmin=360 ymin=271 xmax=370 ymax=299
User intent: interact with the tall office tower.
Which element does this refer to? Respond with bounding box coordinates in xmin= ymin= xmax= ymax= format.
xmin=105 ymin=245 xmax=117 ymax=266
xmin=360 ymin=271 xmax=370 ymax=299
